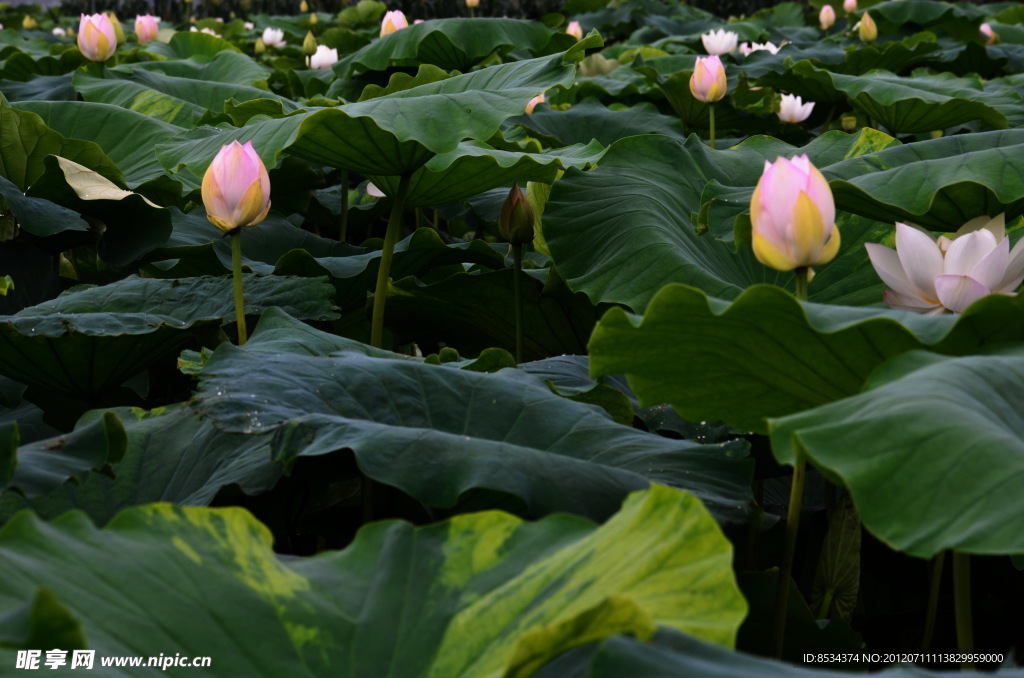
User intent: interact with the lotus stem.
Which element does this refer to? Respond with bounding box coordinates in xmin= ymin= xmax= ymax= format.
xmin=513 ymin=243 xmax=524 ymax=363
xmin=772 ymin=456 xmax=806 ymax=659
xmin=230 ymin=229 xmax=248 ymax=345
xmin=709 ymin=102 xmax=716 ymax=150
xmin=953 ymin=551 xmax=974 ymax=670
xmin=795 ymin=266 xmax=810 ymax=300
xmin=370 ymin=174 xmax=411 ymax=349
xmin=339 ymin=169 xmax=349 ymax=242
xmin=922 ymin=551 xmax=946 ymax=653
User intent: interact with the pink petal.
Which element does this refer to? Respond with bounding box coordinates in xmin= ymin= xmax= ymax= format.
xmin=894 ymin=223 xmax=943 ymax=299
xmin=934 ymin=274 xmax=990 ymax=313
xmin=883 ymin=289 xmax=942 ymax=312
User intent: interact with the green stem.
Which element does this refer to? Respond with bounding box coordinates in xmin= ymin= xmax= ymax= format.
xmin=817 ymin=589 xmax=835 ymax=620
xmin=370 ymin=174 xmax=411 ymax=349
xmin=339 ymin=169 xmax=349 ymax=242
xmin=415 ymin=207 xmax=423 ymax=230
xmin=230 ymin=229 xmax=248 ymax=345
xmin=795 ymin=266 xmax=809 ymax=300
xmin=772 ymin=457 xmax=806 ymax=659
xmin=513 ymin=243 xmax=524 ymax=364
xmin=709 ymin=103 xmax=716 ymax=150
xmin=922 ymin=551 xmax=946 ymax=653
xmin=746 ymin=479 xmax=764 ymax=571
xmin=953 ymin=551 xmax=974 ymax=670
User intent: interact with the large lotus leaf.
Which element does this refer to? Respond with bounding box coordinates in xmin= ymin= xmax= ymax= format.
xmin=0 ymin=102 xmax=124 ymax=192
xmin=821 ymin=68 xmax=1012 ymax=133
xmin=145 ymin=209 xmax=362 ymax=277
xmin=0 ymin=485 xmax=746 ymax=675
xmin=24 ymin=156 xmax=172 ymax=266
xmin=824 ymin=129 xmax=1024 ymax=230
xmin=769 ymin=349 xmax=1024 ymax=558
xmin=72 ymin=69 xmax=296 ymax=128
xmin=862 ymin=0 xmax=986 ymax=42
xmin=140 ymin=29 xmax=242 ymax=58
xmin=508 ymin=97 xmax=686 ymax=146
xmin=13 ymin=101 xmax=185 ymax=187
xmin=384 ymin=268 xmax=603 ymax=360
xmin=156 ymin=37 xmax=600 ymax=177
xmin=0 ymin=73 xmax=78 ymax=103
xmin=0 ymin=405 xmax=280 ymax=529
xmin=115 ymin=50 xmax=271 ymax=87
xmin=545 ymin=628 xmax=1024 ymax=678
xmin=0 ymin=173 xmax=87 ymax=237
xmin=0 ymin=275 xmax=335 ymax=397
xmin=336 ymin=17 xmax=556 ymax=76
xmin=274 ymin=228 xmax=506 ymax=309
xmin=194 ymin=339 xmax=752 ymax=524
xmin=369 ymin=140 xmax=606 ymax=207
xmin=542 ymin=131 xmax=894 ymax=312
xmin=588 ymin=284 xmax=1024 ymax=434
xmin=0 ymin=411 xmax=125 ymax=500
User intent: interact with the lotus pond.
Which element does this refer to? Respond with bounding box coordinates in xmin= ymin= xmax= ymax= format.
xmin=1 ymin=0 xmax=1024 ymax=675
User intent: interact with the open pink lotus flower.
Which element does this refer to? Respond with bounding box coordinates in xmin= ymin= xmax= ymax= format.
xmin=865 ymin=216 xmax=1024 ymax=314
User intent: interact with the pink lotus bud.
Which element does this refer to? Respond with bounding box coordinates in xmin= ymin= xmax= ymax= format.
xmin=778 ymin=93 xmax=814 ymax=123
xmin=819 ymin=5 xmax=836 ymax=30
xmin=134 ymin=14 xmax=159 ymax=44
xmin=858 ymin=11 xmax=877 ymax=42
xmin=689 ymin=55 xmax=727 ymax=103
xmin=701 ymin=28 xmax=738 ymax=55
xmin=980 ymin=23 xmax=997 ymax=45
xmin=566 ymin=20 xmax=583 ymax=40
xmin=380 ymin=10 xmax=408 ymax=37
xmin=751 ymin=155 xmax=839 ymax=272
xmin=202 ymin=141 xmax=271 ymax=232
xmin=525 ymin=93 xmax=545 ymax=113
xmin=466 ymin=0 xmax=480 ymax=7
xmin=77 ymin=13 xmax=117 ymax=62
xmin=843 ymin=0 xmax=856 ymax=13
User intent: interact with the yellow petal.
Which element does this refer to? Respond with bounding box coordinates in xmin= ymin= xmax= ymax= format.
xmin=753 ymin=230 xmax=798 ymax=272
xmin=791 ymin=191 xmax=827 ymax=265
xmin=813 ymin=222 xmax=841 ymax=266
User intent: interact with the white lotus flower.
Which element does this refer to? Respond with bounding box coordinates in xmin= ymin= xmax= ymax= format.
xmin=307 ymin=44 xmax=338 ymax=70
xmin=701 ymin=28 xmax=738 ymax=55
xmin=778 ymin=93 xmax=814 ymax=123
xmin=244 ymin=21 xmax=255 ymax=30
xmin=261 ymin=27 xmax=286 ymax=47
xmin=749 ymin=41 xmax=780 ymax=55
xmin=52 ymin=27 xmax=66 ymax=36
xmin=866 ymin=216 xmax=1024 ymax=314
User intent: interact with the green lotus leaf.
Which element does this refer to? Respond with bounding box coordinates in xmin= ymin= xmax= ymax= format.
xmin=0 ymin=275 xmax=335 ymax=400
xmin=542 ymin=131 xmax=894 ymax=312
xmin=141 ymin=29 xmax=242 ymax=58
xmin=194 ymin=332 xmax=753 ymax=523
xmin=0 ymin=485 xmax=745 ymax=674
xmin=588 ymin=284 xmax=1024 ymax=433
xmin=369 ymin=140 xmax=606 ymax=207
xmin=0 ymin=102 xmax=123 ymax=192
xmin=0 ymin=405 xmax=279 ymax=529
xmin=384 ymin=268 xmax=604 ymax=360
xmin=12 ymin=101 xmax=185 ymax=188
xmin=510 ymin=97 xmax=685 ymax=146
xmin=336 ymin=17 xmax=557 ymax=76
xmin=769 ymin=349 xmax=1024 ymax=558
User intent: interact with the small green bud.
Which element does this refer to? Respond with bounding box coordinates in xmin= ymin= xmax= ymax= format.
xmin=254 ymin=37 xmax=266 ymax=54
xmin=302 ymin=30 xmax=317 ymax=55
xmin=498 ymin=183 xmax=535 ymax=245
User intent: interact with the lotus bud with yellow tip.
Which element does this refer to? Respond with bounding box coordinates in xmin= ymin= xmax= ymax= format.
xmin=751 ymin=155 xmax=839 ymax=279
xmin=858 ymin=11 xmax=877 ymax=43
xmin=22 ymin=15 xmax=38 ymax=30
xmin=77 ymin=13 xmax=117 ymax=62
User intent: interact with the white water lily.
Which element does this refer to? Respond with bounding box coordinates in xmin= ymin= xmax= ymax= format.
xmin=261 ymin=27 xmax=286 ymax=47
xmin=865 ymin=216 xmax=1024 ymax=314
xmin=778 ymin=93 xmax=814 ymax=123
xmin=701 ymin=28 xmax=738 ymax=55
